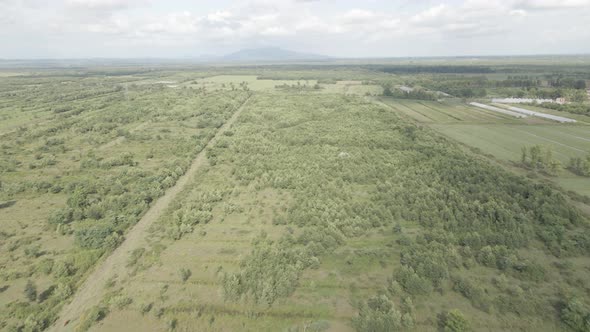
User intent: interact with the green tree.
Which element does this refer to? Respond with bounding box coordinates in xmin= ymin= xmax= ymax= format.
xmin=442 ymin=309 xmax=470 ymax=332
xmin=521 ymin=146 xmax=527 ymax=164
xmin=352 ymin=295 xmax=402 ymax=332
xmin=382 ymin=84 xmax=393 ymax=96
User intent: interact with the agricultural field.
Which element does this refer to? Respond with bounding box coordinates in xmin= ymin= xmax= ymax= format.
xmin=1 ymin=59 xmax=590 ymax=332
xmin=375 ymin=97 xmax=590 ymax=198
xmin=377 ymin=98 xmax=523 ymax=124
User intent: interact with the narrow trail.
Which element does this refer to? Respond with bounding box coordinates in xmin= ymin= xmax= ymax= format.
xmin=49 ymin=96 xmax=252 ymax=332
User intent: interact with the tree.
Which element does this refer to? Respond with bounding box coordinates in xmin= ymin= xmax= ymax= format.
xmin=568 ymin=155 xmax=590 ymax=177
xmin=571 ymin=90 xmax=588 ymax=103
xmin=382 ymin=84 xmax=393 ymax=96
xmin=574 ymin=80 xmax=587 ymax=90
xmin=529 ymin=145 xmax=541 ymax=168
xmin=352 ymin=295 xmax=403 ymax=332
xmin=441 ymin=309 xmax=470 ymax=332
xmin=24 ymin=280 xmax=37 ymax=302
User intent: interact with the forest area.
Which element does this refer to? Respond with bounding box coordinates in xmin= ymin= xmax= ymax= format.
xmin=1 ymin=58 xmax=590 ymax=332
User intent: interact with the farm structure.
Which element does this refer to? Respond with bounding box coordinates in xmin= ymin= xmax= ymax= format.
xmin=399 ymin=85 xmax=414 ymax=93
xmin=469 ymin=102 xmax=527 ymax=118
xmin=492 ymin=98 xmax=566 ymax=104
xmin=500 ymin=105 xmax=577 ymax=123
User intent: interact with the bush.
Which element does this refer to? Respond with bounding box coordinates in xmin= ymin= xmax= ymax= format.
xmin=141 ymin=302 xmax=153 ymax=315
xmin=396 ymin=266 xmax=433 ymax=296
xmin=352 ymin=295 xmax=402 ymax=332
xmin=77 ymin=305 xmax=109 ymax=332
xmin=75 ymin=223 xmax=114 ymax=249
xmin=440 ymin=309 xmax=470 ymax=332
xmin=24 ymin=280 xmax=37 ymax=302
xmin=179 ymin=268 xmax=192 ymax=282
xmin=109 ymin=295 xmax=133 ymax=309
xmin=561 ymin=298 xmax=590 ymax=332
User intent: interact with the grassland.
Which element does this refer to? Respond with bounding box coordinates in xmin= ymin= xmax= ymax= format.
xmin=1 ymin=62 xmax=590 ymax=332
xmin=0 ymin=72 xmax=250 ymax=330
xmin=71 ymin=90 xmax=590 ymax=332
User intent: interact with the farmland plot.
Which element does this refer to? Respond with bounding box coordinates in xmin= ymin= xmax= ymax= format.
xmin=432 ymin=124 xmax=590 ymax=195
xmin=379 ymin=98 xmax=521 ymax=124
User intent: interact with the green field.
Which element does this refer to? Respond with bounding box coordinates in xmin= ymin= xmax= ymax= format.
xmin=0 ymin=73 xmax=250 ymax=330
xmin=376 ymin=97 xmax=590 ymax=198
xmin=80 ymin=91 xmax=589 ymax=332
xmin=432 ymin=124 xmax=589 ymax=162
xmin=433 ymin=124 xmax=590 ymax=196
xmin=378 ymin=98 xmax=523 ymax=124
xmin=1 ymin=61 xmax=590 ymax=332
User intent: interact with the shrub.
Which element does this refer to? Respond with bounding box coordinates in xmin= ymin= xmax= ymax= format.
xmin=53 ymin=260 xmax=75 ymax=278
xmin=440 ymin=309 xmax=470 ymax=332
xmin=37 ymin=258 xmax=54 ymax=275
xmin=75 ymin=223 xmax=114 ymax=249
xmin=24 ymin=280 xmax=37 ymax=302
xmin=396 ymin=266 xmax=433 ymax=296
xmin=77 ymin=305 xmax=109 ymax=332
xmin=179 ymin=268 xmax=192 ymax=282
xmin=141 ymin=302 xmax=153 ymax=315
xmin=452 ymin=276 xmax=489 ymax=312
xmin=109 ymin=295 xmax=133 ymax=309
xmin=561 ymin=298 xmax=590 ymax=332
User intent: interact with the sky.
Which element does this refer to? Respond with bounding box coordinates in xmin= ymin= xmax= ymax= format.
xmin=1 ymin=0 xmax=590 ymax=58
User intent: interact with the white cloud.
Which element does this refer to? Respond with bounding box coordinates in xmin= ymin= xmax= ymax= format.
xmin=1 ymin=0 xmax=589 ymax=58
xmin=514 ymin=0 xmax=590 ymax=10
xmin=65 ymin=0 xmax=146 ymax=11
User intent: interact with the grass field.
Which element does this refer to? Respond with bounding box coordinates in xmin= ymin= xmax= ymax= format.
xmin=378 ymin=98 xmax=525 ymax=124
xmin=432 ymin=124 xmax=590 ymax=163
xmin=2 ymin=64 xmax=590 ymax=332
xmin=0 ymin=73 xmax=250 ymax=330
xmin=376 ymin=98 xmax=590 ymax=198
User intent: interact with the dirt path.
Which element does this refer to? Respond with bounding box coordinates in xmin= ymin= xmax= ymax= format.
xmin=49 ymin=96 xmax=252 ymax=332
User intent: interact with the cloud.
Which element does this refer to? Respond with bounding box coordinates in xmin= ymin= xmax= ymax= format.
xmin=513 ymin=0 xmax=590 ymax=10
xmin=65 ymin=0 xmax=146 ymax=11
xmin=1 ymin=0 xmax=589 ymax=57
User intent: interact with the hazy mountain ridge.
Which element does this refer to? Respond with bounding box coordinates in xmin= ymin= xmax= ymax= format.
xmin=221 ymin=47 xmax=329 ymax=62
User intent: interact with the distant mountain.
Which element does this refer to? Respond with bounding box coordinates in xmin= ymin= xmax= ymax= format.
xmin=221 ymin=47 xmax=329 ymax=62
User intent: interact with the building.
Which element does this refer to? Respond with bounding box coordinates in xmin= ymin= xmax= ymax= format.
xmin=399 ymin=86 xmax=414 ymax=93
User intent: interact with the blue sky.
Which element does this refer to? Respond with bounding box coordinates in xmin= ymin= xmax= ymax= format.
xmin=1 ymin=0 xmax=589 ymax=58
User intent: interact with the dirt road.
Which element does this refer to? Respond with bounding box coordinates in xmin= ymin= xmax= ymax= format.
xmin=48 ymin=96 xmax=252 ymax=332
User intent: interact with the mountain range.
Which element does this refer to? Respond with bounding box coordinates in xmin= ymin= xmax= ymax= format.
xmin=219 ymin=47 xmax=329 ymax=62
